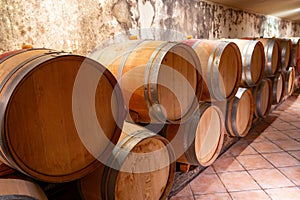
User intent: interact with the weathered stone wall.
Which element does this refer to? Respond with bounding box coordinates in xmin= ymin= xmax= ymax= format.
xmin=1 ymin=0 xmax=300 ymax=55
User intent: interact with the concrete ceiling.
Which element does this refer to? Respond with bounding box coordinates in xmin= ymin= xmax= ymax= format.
xmin=209 ymin=0 xmax=300 ymax=22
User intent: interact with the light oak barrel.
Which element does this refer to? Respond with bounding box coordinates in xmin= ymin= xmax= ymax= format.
xmin=256 ymin=38 xmax=279 ymax=77
xmin=252 ymin=78 xmax=272 ymax=118
xmin=162 ymin=103 xmax=225 ymax=166
xmin=182 ymin=39 xmax=242 ymax=101
xmin=89 ymin=40 xmax=203 ymax=124
xmin=0 ymin=178 xmax=48 ymax=200
xmin=278 ymin=38 xmax=292 ymax=70
xmin=0 ymin=49 xmax=125 ymax=182
xmin=223 ymin=39 xmax=265 ymax=87
xmin=270 ymin=71 xmax=285 ymax=105
xmin=285 ymin=66 xmax=296 ymax=96
xmin=79 ymin=121 xmax=175 ymax=200
xmin=225 ymin=88 xmax=254 ymax=137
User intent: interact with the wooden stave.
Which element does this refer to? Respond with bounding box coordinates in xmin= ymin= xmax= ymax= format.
xmin=0 ymin=49 xmax=125 ymax=183
xmin=79 ymin=123 xmax=175 ymax=200
xmin=183 ymin=39 xmax=242 ymax=101
xmin=225 ymin=88 xmax=254 ymax=137
xmin=89 ymin=40 xmax=203 ymax=124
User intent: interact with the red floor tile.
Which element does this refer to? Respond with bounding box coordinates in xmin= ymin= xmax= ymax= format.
xmin=250 ymin=141 xmax=283 ymax=154
xmin=265 ymin=187 xmax=300 ymax=200
xmin=248 ymin=169 xmax=294 ymax=189
xmin=236 ymin=154 xmax=273 ymax=170
xmin=173 ymin=185 xmax=194 ymax=197
xmin=290 ymin=121 xmax=300 ymax=129
xmin=230 ymin=190 xmax=270 ymax=200
xmin=189 ymin=173 xmax=227 ymax=195
xmin=220 ymin=150 xmax=234 ymax=158
xmin=170 ymin=196 xmax=194 ymax=200
xmin=242 ymin=131 xmax=268 ymax=143
xmin=272 ymin=139 xmax=300 ymax=151
xmin=278 ymin=115 xmax=300 ymax=122
xmin=263 ymin=125 xmax=281 ymax=132
xmin=282 ymin=130 xmax=300 ymax=139
xmin=218 ymin=171 xmax=260 ymax=192
xmin=202 ymin=166 xmax=215 ymax=174
xmin=252 ymin=122 xmax=271 ymax=132
xmin=212 ymin=156 xmax=244 ymax=173
xmin=289 ymin=150 xmax=300 ymax=161
xmin=262 ymin=152 xmax=300 ymax=167
xmin=279 ymin=166 xmax=300 ymax=186
xmin=194 ymin=193 xmax=232 ymax=200
xmin=228 ymin=142 xmax=258 ymax=156
xmin=271 ymin=121 xmax=298 ymax=131
xmin=260 ymin=130 xmax=291 ymax=141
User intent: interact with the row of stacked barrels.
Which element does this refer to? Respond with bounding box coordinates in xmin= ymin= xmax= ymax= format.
xmin=0 ymin=36 xmax=299 ymax=199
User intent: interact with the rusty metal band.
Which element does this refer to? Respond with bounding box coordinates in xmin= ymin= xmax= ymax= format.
xmin=144 ymin=42 xmax=174 ymax=122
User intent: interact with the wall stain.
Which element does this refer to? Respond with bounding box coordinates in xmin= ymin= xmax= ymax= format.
xmin=0 ymin=0 xmax=299 ymax=55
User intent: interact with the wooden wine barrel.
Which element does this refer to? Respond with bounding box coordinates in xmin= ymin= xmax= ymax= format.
xmin=182 ymin=39 xmax=242 ymax=101
xmin=256 ymin=38 xmax=279 ymax=77
xmin=162 ymin=103 xmax=224 ymax=166
xmin=226 ymin=88 xmax=254 ymax=137
xmin=0 ymin=178 xmax=48 ymax=200
xmin=252 ymin=78 xmax=272 ymax=118
xmin=79 ymin=122 xmax=175 ymax=200
xmin=270 ymin=72 xmax=285 ymax=105
xmin=278 ymin=38 xmax=292 ymax=70
xmin=289 ymin=37 xmax=300 ymax=68
xmin=223 ymin=39 xmax=265 ymax=87
xmin=290 ymin=37 xmax=300 ymax=88
xmin=0 ymin=48 xmax=125 ymax=182
xmin=89 ymin=40 xmax=202 ymax=124
xmin=285 ymin=66 xmax=296 ymax=96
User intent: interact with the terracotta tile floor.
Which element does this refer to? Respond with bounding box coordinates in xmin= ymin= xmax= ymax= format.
xmin=170 ymin=91 xmax=300 ymax=200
